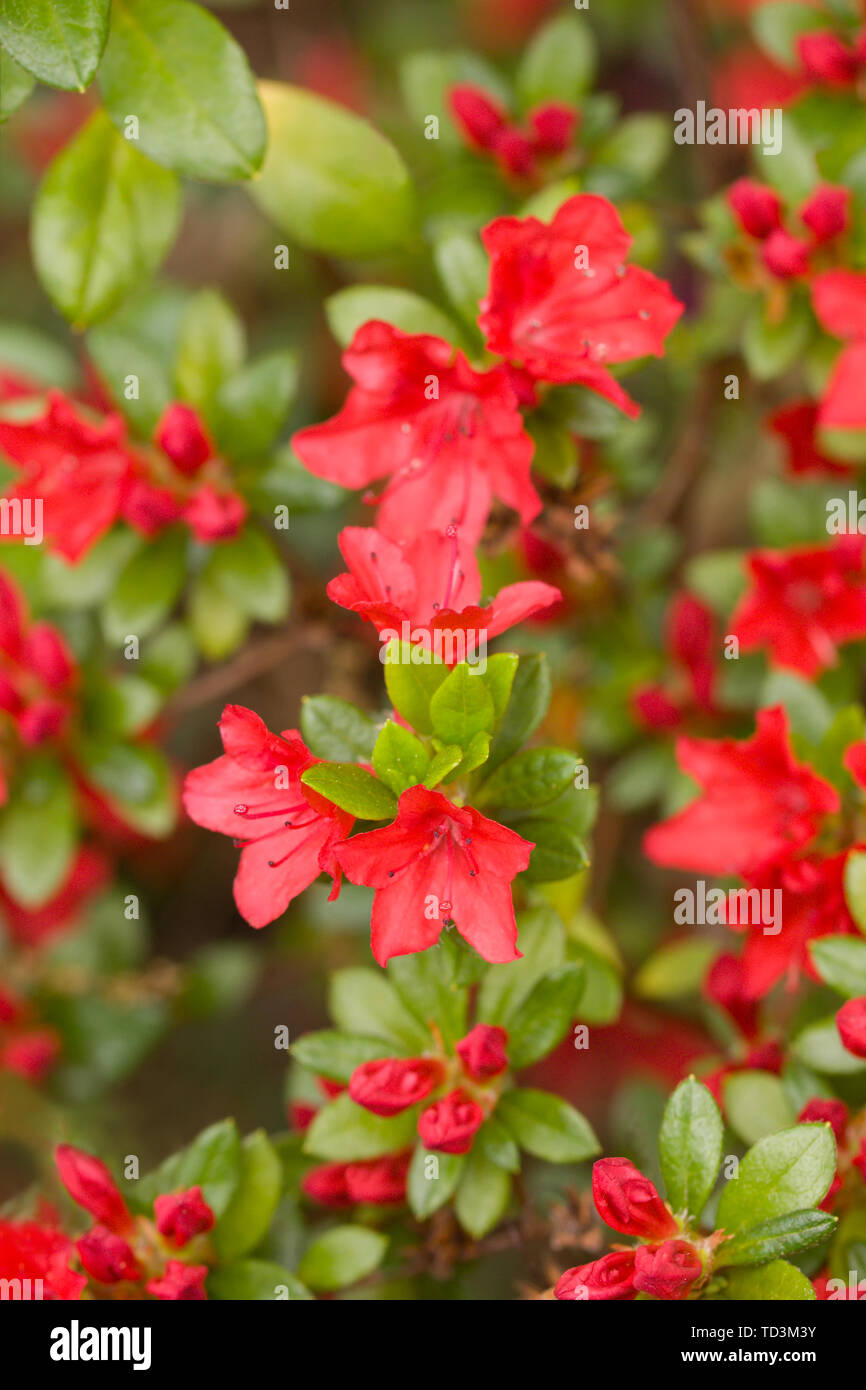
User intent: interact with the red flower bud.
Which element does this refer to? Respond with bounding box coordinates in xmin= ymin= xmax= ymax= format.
xmin=348 ymin=1056 xmax=443 ymax=1116
xmin=418 ymin=1089 xmax=484 ymax=1154
xmin=633 ymin=1239 xmax=703 ymax=1300
xmin=155 ymin=403 xmax=212 ymax=474
xmin=1 ymin=1029 xmax=60 ymax=1082
xmin=344 ymin=1151 xmax=412 ymax=1205
xmin=529 ymin=102 xmax=577 ymax=155
xmin=301 ymin=1163 xmax=353 ymax=1208
xmin=836 ymin=996 xmax=866 ymax=1058
xmin=727 ymin=179 xmax=782 ymax=240
xmin=55 ymin=1145 xmax=131 ymax=1234
xmin=146 ymin=1259 xmax=208 ymax=1301
xmin=76 ymin=1226 xmax=141 ymax=1284
xmin=456 ymin=1023 xmax=509 ymax=1079
xmin=493 ymin=128 xmax=537 ymax=179
xmin=554 ymin=1250 xmax=637 ymax=1301
xmin=798 ymin=1097 xmax=848 ymax=1141
xmin=797 ymin=31 xmax=859 ymax=87
xmin=761 ymin=228 xmax=811 ymax=279
xmin=184 ymin=485 xmax=246 ymax=542
xmin=154 ymin=1186 xmax=215 ymax=1248
xmin=800 ymin=185 xmax=850 ymax=244
xmin=592 ymin=1157 xmax=678 ymax=1240
xmin=449 ymin=84 xmax=508 ymax=151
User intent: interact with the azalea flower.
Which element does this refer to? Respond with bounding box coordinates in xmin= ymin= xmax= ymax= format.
xmin=478 ymin=194 xmax=683 ymax=416
xmin=292 ymin=321 xmax=539 ymax=544
xmin=183 ymin=705 xmax=354 ymax=928
xmin=643 ymin=706 xmax=839 ymax=876
xmin=335 ymin=785 xmax=533 ymax=965
xmin=812 ymin=270 xmax=866 ymax=429
xmin=450 ymin=82 xmax=577 ymax=181
xmin=327 ymin=523 xmax=561 ymax=656
xmin=767 ymin=401 xmax=851 ymax=478
xmin=730 ymin=537 xmax=866 ymax=676
xmin=633 ymin=591 xmax=717 ymax=730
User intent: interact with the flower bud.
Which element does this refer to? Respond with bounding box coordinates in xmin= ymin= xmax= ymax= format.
xmin=76 ymin=1225 xmax=141 ymax=1284
xmin=493 ymin=128 xmax=537 ymax=179
xmin=154 ymin=1186 xmax=215 ymax=1248
xmin=529 ymin=103 xmax=577 ymax=155
xmin=349 ymin=1056 xmax=443 ymax=1116
xmin=554 ymin=1250 xmax=637 ymax=1301
xmin=344 ymin=1151 xmax=412 ymax=1205
xmin=155 ymin=403 xmax=212 ymax=474
xmin=418 ymin=1089 xmax=484 ymax=1154
xmin=55 ymin=1145 xmax=131 ymax=1234
xmin=797 ymin=31 xmax=858 ymax=86
xmin=632 ymin=1238 xmax=703 ymax=1300
xmin=761 ymin=229 xmax=811 ymax=279
xmin=592 ymin=1157 xmax=678 ymax=1240
xmin=146 ymin=1259 xmax=208 ymax=1301
xmin=727 ymin=179 xmax=782 ymax=240
xmin=836 ymin=996 xmax=866 ymax=1058
xmin=798 ymin=1097 xmax=848 ymax=1141
xmin=301 ymin=1163 xmax=353 ymax=1208
xmin=449 ymin=84 xmax=508 ymax=151
xmin=456 ymin=1024 xmax=509 ymax=1079
xmin=184 ymin=485 xmax=246 ymax=542
xmin=800 ymin=185 xmax=850 ymax=244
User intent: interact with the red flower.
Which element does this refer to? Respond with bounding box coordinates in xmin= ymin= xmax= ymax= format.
xmin=183 ymin=483 xmax=247 ymax=543
xmin=155 ymin=403 xmax=213 ymax=476
xmin=293 ymin=322 xmax=538 ymax=545
xmin=800 ymin=186 xmax=850 ymax=245
xmin=632 ymin=1239 xmax=702 ymax=1300
xmin=767 ymin=401 xmax=851 ymax=478
xmin=348 ymin=1056 xmax=444 ymax=1116
xmin=0 ymin=572 xmax=77 ymax=782
xmin=456 ymin=1023 xmax=509 ymax=1078
xmin=55 ymin=1145 xmax=132 ymax=1234
xmin=0 ymin=1217 xmax=85 ymax=1300
xmin=633 ymin=591 xmax=717 ymax=730
xmin=704 ymin=952 xmax=759 ymax=1040
xmin=592 ymin=1157 xmax=678 ymax=1240
xmin=798 ymin=1098 xmax=848 ymax=1143
xmin=450 ymin=83 xmax=577 ymax=180
xmin=146 ymin=1259 xmax=208 ymax=1301
xmin=153 ymin=1186 xmax=215 ymax=1247
xmin=1 ymin=1028 xmax=60 ymax=1082
xmin=335 ymin=785 xmax=533 ymax=965
xmin=554 ymin=1250 xmax=637 ymax=1301
xmin=643 ymin=707 xmax=839 ymax=877
xmin=450 ymin=84 xmax=508 ymax=151
xmin=0 ymin=392 xmax=133 ymax=562
xmin=76 ymin=1226 xmax=142 ymax=1284
xmin=418 ymin=1088 xmax=484 ymax=1153
xmin=327 ymin=524 xmax=560 ymax=656
xmin=797 ymin=31 xmax=859 ymax=87
xmin=727 ymin=179 xmax=782 ymax=239
xmin=183 ymin=705 xmax=354 ymax=929
xmin=479 ymin=195 xmax=683 ymax=417
xmin=812 ymin=270 xmax=866 ymax=429
xmin=837 ymin=997 xmax=866 ymax=1058
xmin=761 ymin=229 xmax=811 ymax=280
xmin=730 ymin=538 xmax=866 ymax=677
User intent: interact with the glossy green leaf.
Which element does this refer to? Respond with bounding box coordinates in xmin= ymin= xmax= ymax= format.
xmin=507 ymin=963 xmax=585 ymax=1070
xmin=407 ymin=1146 xmax=464 ymax=1220
xmin=659 ymin=1077 xmax=724 ymax=1222
xmin=454 ymin=1146 xmax=512 ymax=1239
xmin=214 ymin=1130 xmax=282 ymax=1262
xmin=325 ymin=286 xmax=459 ymax=349
xmin=290 ymin=1031 xmax=394 ymax=1084
xmin=300 ymin=696 xmax=377 ymax=763
xmin=303 ymin=1093 xmax=417 ymax=1162
xmin=716 ymin=1124 xmax=837 ymax=1234
xmin=497 ymin=1088 xmax=599 ymax=1163
xmin=372 ymin=721 xmax=430 ymax=796
xmin=0 ymin=0 xmax=109 ymax=90
xmin=429 ymin=663 xmax=495 ymax=747
xmin=297 ymin=1226 xmax=387 ymax=1292
xmin=717 ymin=1209 xmax=837 ymax=1269
xmin=300 ymin=762 xmax=397 ymax=820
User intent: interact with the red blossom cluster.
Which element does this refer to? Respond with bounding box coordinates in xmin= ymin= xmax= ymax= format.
xmin=449 ymin=83 xmax=577 ymax=181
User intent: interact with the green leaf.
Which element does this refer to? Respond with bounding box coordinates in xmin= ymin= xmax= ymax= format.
xmin=174 ymin=289 xmax=246 ymax=421
xmin=591 ymin=115 xmax=670 ymax=190
xmin=102 ymin=528 xmax=186 ymax=643
xmin=717 ymin=1209 xmax=837 ymax=1269
xmin=519 ymin=817 xmax=587 ymax=883
xmin=200 ymin=528 xmax=290 ymax=624
xmin=209 ymin=1260 xmax=311 ymax=1301
xmin=751 ymin=1 xmax=827 ymax=67
xmin=290 ymin=1031 xmax=394 ymax=1084
xmin=215 ymin=351 xmax=298 ymax=460
xmin=301 ymin=696 xmax=377 ymax=764
xmin=743 ymin=295 xmax=811 ymax=381
xmin=0 ymin=49 xmax=35 ymax=120
xmin=451 ymin=731 xmax=491 ymax=778
xmin=477 ymin=906 xmax=565 ymax=1026
xmin=383 ymin=640 xmax=449 ymax=735
xmin=843 ymin=850 xmax=866 ymax=934
xmin=372 ymin=721 xmax=430 ymax=796
xmin=634 ymin=938 xmax=718 ymax=1001
xmin=252 ymin=81 xmax=415 ymax=258
xmin=407 ymin=1145 xmax=465 ymax=1220
xmin=134 ymin=1119 xmax=242 ymax=1216
xmin=723 ymin=1071 xmax=795 ymax=1146
xmin=479 ymin=653 xmax=519 ymax=724
xmin=507 ymin=963 xmax=586 ymax=1070
xmin=99 ymin=0 xmax=266 ymax=181
xmin=720 ymin=1259 xmax=816 ymax=1301
xmin=809 ymin=935 xmax=866 ymax=997
xmin=32 ymin=112 xmax=181 ymax=328
xmin=516 ymin=13 xmax=596 ymax=109
xmin=0 ymin=756 xmax=77 ymax=907
xmin=76 ymin=739 xmax=177 ymax=837
xmin=429 ymin=663 xmax=495 ymax=747
xmin=189 ymin=570 xmax=248 ymax=661
xmin=484 ymin=653 xmax=551 ymax=775
xmin=0 ymin=0 xmax=109 ymax=90
xmin=325 ymin=286 xmax=459 ymax=349
xmin=214 ymin=1130 xmax=282 ymax=1262
xmin=454 ymin=1146 xmax=512 ymax=1239
xmin=527 ymin=412 xmax=579 ymax=488
xmin=298 ymin=1225 xmax=387 ymax=1292
xmin=497 ymin=1088 xmax=599 ymax=1163
xmin=478 ymin=1116 xmax=520 ymax=1174
xmin=387 ymin=938 xmax=468 ymax=1046
xmin=301 ymin=763 xmax=397 ymax=821
xmin=423 ymin=744 xmax=464 ymax=788
xmin=433 ymin=230 xmax=489 ymax=331
xmin=794 ymin=1016 xmax=866 ymax=1074
xmin=716 ymin=1124 xmax=837 ymax=1234
xmin=328 ymin=968 xmax=429 ymax=1051
xmin=658 ymin=1077 xmax=724 ymax=1222
xmin=303 ymin=1093 xmax=418 ymax=1162
xmin=478 ymin=747 xmax=577 ymax=810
